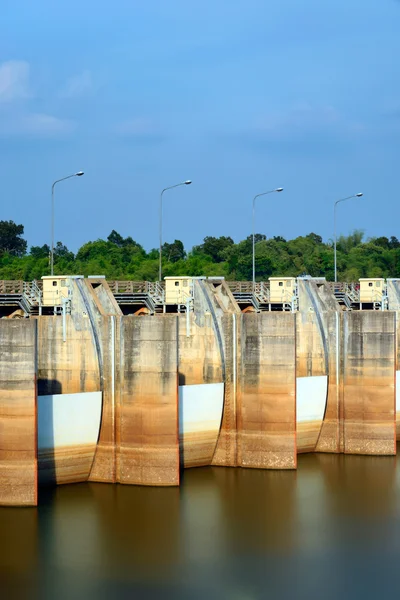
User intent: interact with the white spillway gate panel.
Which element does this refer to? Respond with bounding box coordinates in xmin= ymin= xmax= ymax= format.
xmin=178 ymin=383 xmax=224 ymax=435
xmin=38 ymin=391 xmax=102 ymax=450
xmin=296 ymin=376 xmax=328 ymax=423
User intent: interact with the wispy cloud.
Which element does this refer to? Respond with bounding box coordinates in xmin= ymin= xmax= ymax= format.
xmin=114 ymin=117 xmax=166 ymax=142
xmin=0 ymin=60 xmax=30 ymax=102
xmin=59 ymin=70 xmax=93 ymax=98
xmin=226 ymin=103 xmax=367 ymax=156
xmin=0 ymin=59 xmax=75 ymax=137
xmin=0 ymin=113 xmax=74 ymax=137
xmin=254 ymin=104 xmax=364 ymax=138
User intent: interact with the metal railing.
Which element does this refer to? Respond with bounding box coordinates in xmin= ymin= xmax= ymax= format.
xmin=328 ymin=282 xmax=360 ymax=303
xmin=226 ymin=281 xmax=271 ymax=301
xmin=108 ymin=280 xmax=165 ymax=294
xmin=226 ymin=281 xmax=261 ymax=294
xmin=0 ymin=280 xmax=25 ymax=294
xmin=147 ymin=281 xmax=165 ymax=303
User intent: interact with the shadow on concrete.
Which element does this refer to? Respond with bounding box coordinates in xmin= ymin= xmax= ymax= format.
xmin=37 ymin=379 xmax=62 ymax=498
xmin=178 ymin=375 xmax=185 ymax=476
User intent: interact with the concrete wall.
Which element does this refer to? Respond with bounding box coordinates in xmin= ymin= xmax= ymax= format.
xmin=386 ymin=280 xmax=400 ymax=439
xmin=314 ymin=311 xmax=342 ymax=454
xmin=71 ymin=278 xmax=121 ymax=484
xmin=37 ymin=316 xmax=100 ymax=396
xmin=296 ymin=280 xmax=330 ymax=452
xmin=188 ymin=280 xmax=240 ymax=469
xmin=37 ymin=278 xmax=112 ymax=485
xmin=342 ymin=311 xmax=396 ymax=455
xmin=0 ymin=320 xmax=37 ymax=506
xmin=3 ymin=276 xmax=400 ymax=506
xmin=211 ymin=312 xmax=239 ymax=467
xmin=37 ymin=314 xmax=102 ymax=485
xmin=117 ymin=316 xmax=179 ymax=486
xmin=238 ymin=312 xmax=296 ymax=469
xmin=87 ymin=314 xmax=119 ymax=484
xmin=177 ymin=280 xmax=227 ymax=468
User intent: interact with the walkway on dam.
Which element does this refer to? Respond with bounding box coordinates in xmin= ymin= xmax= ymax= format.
xmin=0 ymin=277 xmax=394 ymax=316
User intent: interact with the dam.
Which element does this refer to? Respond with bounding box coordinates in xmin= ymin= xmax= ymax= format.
xmin=0 ymin=274 xmax=399 ymax=506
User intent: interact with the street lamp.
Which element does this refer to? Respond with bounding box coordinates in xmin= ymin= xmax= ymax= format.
xmin=159 ymin=180 xmax=192 ymax=281
xmin=333 ymin=192 xmax=363 ymax=283
xmin=252 ymin=188 xmax=283 ymax=288
xmin=50 ymin=171 xmax=84 ymax=276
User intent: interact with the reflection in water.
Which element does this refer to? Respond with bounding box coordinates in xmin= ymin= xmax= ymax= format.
xmin=2 ymin=451 xmax=400 ymax=598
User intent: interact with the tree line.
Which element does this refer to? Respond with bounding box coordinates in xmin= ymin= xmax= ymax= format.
xmin=0 ymin=220 xmax=399 ymax=282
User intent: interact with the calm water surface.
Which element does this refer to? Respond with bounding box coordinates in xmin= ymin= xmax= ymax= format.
xmin=2 ymin=452 xmax=400 ymax=599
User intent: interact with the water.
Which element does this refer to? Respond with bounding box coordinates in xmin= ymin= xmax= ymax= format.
xmin=2 ymin=452 xmax=400 ymax=599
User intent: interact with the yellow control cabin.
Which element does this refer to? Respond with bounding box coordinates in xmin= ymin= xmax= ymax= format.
xmin=359 ymin=278 xmax=384 ymax=303
xmin=268 ymin=277 xmax=296 ymax=303
xmin=164 ymin=276 xmax=197 ymax=304
xmin=41 ymin=275 xmax=82 ymax=306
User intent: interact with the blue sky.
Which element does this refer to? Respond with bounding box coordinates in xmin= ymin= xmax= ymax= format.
xmin=0 ymin=0 xmax=399 ymax=252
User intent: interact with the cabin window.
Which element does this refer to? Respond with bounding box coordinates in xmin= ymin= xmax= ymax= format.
xmin=286 ymin=281 xmax=291 ymax=287
xmin=183 ymin=279 xmax=188 ymax=286
xmin=376 ymin=281 xmax=381 ymax=287
xmin=279 ymin=282 xmax=283 ymax=287
xmin=61 ymin=280 xmax=66 ymax=287
xmin=52 ymin=281 xmax=57 ymax=287
xmin=368 ymin=282 xmax=373 ymax=287
xmin=175 ymin=281 xmax=180 ymax=287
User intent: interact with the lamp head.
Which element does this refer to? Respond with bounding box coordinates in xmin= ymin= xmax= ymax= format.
xmin=75 ymin=171 xmax=84 ymax=177
xmin=275 ymin=187 xmax=284 ymax=192
xmin=185 ymin=180 xmax=192 ymax=185
xmin=355 ymin=192 xmax=363 ymax=197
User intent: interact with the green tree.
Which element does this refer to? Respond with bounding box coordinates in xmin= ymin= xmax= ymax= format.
xmin=30 ymin=244 xmax=50 ymax=259
xmin=162 ymin=240 xmax=186 ymax=263
xmin=54 ymin=242 xmax=74 ymax=261
xmin=195 ymin=236 xmax=234 ymax=263
xmin=0 ymin=220 xmax=27 ymax=256
xmin=107 ymin=230 xmax=125 ymax=247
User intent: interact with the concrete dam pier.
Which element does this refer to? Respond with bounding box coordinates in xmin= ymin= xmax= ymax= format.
xmin=0 ymin=275 xmax=398 ymax=506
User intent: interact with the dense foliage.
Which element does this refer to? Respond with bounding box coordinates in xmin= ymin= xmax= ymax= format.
xmin=1 ymin=221 xmax=400 ymax=282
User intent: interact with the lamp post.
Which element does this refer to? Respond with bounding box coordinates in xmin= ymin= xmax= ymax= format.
xmin=334 ymin=192 xmax=363 ymax=283
xmin=159 ymin=180 xmax=192 ymax=281
xmin=252 ymin=187 xmax=283 ymax=288
xmin=51 ymin=171 xmax=84 ymax=276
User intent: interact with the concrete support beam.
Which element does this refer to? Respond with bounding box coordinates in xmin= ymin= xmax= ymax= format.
xmin=211 ymin=313 xmax=239 ymax=467
xmin=343 ymin=311 xmax=396 ymax=455
xmin=0 ymin=321 xmax=38 ymax=506
xmin=238 ymin=313 xmax=296 ymax=469
xmin=118 ymin=317 xmax=179 ymax=486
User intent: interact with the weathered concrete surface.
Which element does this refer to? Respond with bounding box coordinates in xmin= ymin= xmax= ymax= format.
xmin=211 ymin=312 xmax=239 ymax=467
xmin=295 ymin=279 xmax=344 ymax=454
xmin=117 ymin=316 xmax=179 ymax=486
xmin=296 ymin=280 xmax=329 ymax=452
xmin=314 ymin=311 xmax=342 ymax=454
xmin=0 ymin=320 xmax=37 ymax=506
xmin=386 ymin=280 xmax=400 ymax=439
xmin=198 ymin=280 xmax=240 ymax=469
xmin=37 ymin=315 xmax=101 ymax=485
xmin=238 ymin=313 xmax=296 ymax=469
xmin=343 ymin=311 xmax=396 ymax=455
xmin=88 ymin=315 xmax=119 ymax=483
xmin=68 ymin=278 xmax=121 ymax=484
xmin=177 ymin=280 xmax=227 ymax=468
xmin=37 ymin=278 xmax=107 ymax=485
xmin=37 ymin=316 xmax=100 ymax=395
xmin=91 ymin=278 xmax=122 ymax=316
